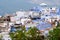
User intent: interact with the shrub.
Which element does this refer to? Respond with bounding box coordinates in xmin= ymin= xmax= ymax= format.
xmin=0 ymin=34 xmax=2 ymax=40
xmin=10 ymin=26 xmax=44 ymax=40
xmin=48 ymin=28 xmax=60 ymax=40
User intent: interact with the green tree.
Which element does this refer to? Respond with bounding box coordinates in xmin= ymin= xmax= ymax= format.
xmin=0 ymin=34 xmax=2 ymax=40
xmin=10 ymin=26 xmax=44 ymax=40
xmin=10 ymin=26 xmax=27 ymax=40
xmin=56 ymin=23 xmax=60 ymax=28
xmin=25 ymin=27 xmax=44 ymax=40
xmin=48 ymin=28 xmax=60 ymax=40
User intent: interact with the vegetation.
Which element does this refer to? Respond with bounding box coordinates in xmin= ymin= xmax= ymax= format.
xmin=10 ymin=23 xmax=60 ymax=40
xmin=9 ymin=26 xmax=44 ymax=40
xmin=48 ymin=23 xmax=60 ymax=40
xmin=10 ymin=26 xmax=26 ymax=40
xmin=48 ymin=28 xmax=60 ymax=40
xmin=26 ymin=27 xmax=44 ymax=40
xmin=0 ymin=34 xmax=2 ymax=40
xmin=57 ymin=22 xmax=60 ymax=27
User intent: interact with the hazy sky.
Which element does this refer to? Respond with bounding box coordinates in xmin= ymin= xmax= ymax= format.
xmin=29 ymin=0 xmax=60 ymax=6
xmin=0 ymin=0 xmax=37 ymax=15
xmin=0 ymin=0 xmax=59 ymax=15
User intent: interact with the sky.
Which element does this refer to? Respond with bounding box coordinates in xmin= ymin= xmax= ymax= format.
xmin=29 ymin=0 xmax=60 ymax=6
xmin=0 ymin=0 xmax=60 ymax=15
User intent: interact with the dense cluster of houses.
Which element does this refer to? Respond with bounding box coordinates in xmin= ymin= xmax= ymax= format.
xmin=0 ymin=6 xmax=60 ymax=40
xmin=0 ymin=7 xmax=60 ymax=33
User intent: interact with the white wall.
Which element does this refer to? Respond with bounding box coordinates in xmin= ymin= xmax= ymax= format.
xmin=16 ymin=11 xmax=25 ymax=18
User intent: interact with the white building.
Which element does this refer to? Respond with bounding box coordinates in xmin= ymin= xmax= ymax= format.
xmin=16 ymin=11 xmax=30 ymax=18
